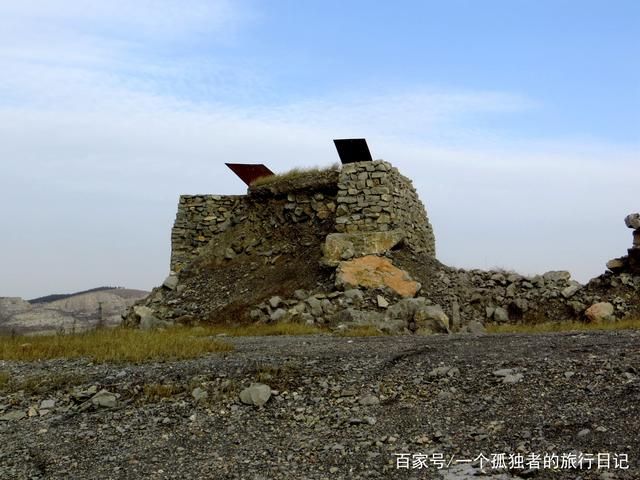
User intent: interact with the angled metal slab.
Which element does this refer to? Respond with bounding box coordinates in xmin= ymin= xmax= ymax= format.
xmin=225 ymin=163 xmax=274 ymax=186
xmin=333 ymin=138 xmax=373 ymax=164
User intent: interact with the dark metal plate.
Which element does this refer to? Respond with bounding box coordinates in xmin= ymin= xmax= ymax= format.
xmin=333 ymin=138 xmax=373 ymax=164
xmin=225 ymin=163 xmax=274 ymax=186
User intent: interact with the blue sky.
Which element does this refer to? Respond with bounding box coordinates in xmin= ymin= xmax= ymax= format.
xmin=1 ymin=0 xmax=638 ymax=298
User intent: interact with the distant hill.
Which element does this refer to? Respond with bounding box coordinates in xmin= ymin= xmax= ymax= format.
xmin=2 ymin=287 xmax=149 ymax=336
xmin=29 ymin=286 xmax=123 ymax=304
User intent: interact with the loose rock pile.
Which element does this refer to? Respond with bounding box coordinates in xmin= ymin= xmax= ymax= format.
xmin=607 ymin=213 xmax=640 ymax=275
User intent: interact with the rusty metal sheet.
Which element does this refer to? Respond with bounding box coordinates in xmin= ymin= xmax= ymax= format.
xmin=333 ymin=138 xmax=373 ymax=164
xmin=225 ymin=163 xmax=274 ymax=186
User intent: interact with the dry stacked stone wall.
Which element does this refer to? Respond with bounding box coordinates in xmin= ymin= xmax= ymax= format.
xmin=171 ymin=195 xmax=245 ymax=272
xmin=335 ymin=160 xmax=435 ymax=255
xmin=170 ymin=160 xmax=436 ymax=272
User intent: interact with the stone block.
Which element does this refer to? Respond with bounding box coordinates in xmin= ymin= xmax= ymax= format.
xmin=336 ymin=255 xmax=421 ymax=298
xmin=624 ymin=213 xmax=640 ymax=229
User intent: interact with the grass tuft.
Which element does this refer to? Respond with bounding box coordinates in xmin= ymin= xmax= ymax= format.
xmin=250 ymin=164 xmax=339 ymax=187
xmin=487 ymin=317 xmax=640 ymax=334
xmin=0 ymin=327 xmax=233 ymax=363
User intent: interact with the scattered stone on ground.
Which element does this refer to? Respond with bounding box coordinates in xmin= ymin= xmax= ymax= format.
xmin=1 ymin=331 xmax=638 ymax=479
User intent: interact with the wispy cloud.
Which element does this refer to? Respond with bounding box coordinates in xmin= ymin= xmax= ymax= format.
xmin=0 ymin=0 xmax=257 ymax=109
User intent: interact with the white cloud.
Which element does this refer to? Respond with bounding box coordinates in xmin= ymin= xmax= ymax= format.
xmin=1 ymin=1 xmax=242 ymax=40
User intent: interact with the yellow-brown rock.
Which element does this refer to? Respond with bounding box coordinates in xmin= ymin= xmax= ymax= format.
xmin=336 ymin=255 xmax=421 ymax=298
xmin=322 ymin=231 xmax=405 ymax=266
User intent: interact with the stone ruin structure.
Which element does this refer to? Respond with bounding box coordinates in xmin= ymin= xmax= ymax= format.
xmin=125 ymin=159 xmax=640 ymax=334
xmin=170 ymin=160 xmax=435 ymax=273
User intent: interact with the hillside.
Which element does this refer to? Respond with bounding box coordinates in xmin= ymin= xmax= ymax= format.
xmin=0 ymin=288 xmax=149 ymax=336
xmin=28 ymin=286 xmax=122 ymax=304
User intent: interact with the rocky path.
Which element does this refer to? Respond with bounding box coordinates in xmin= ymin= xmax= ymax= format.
xmin=1 ymin=330 xmax=639 ymax=479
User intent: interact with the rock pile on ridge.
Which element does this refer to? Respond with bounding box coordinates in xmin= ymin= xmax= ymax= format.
xmin=607 ymin=213 xmax=640 ymax=275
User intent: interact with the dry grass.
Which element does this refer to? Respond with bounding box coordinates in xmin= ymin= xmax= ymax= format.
xmin=336 ymin=325 xmax=387 ymax=337
xmin=141 ymin=383 xmax=186 ymax=402
xmin=0 ymin=371 xmax=88 ymax=395
xmin=197 ymin=322 xmax=325 ymax=337
xmin=0 ymin=327 xmax=233 ymax=363
xmin=250 ymin=164 xmax=339 ymax=187
xmin=0 ymin=370 xmax=10 ymax=389
xmin=487 ymin=317 xmax=640 ymax=334
xmin=0 ymin=323 xmax=326 ymax=363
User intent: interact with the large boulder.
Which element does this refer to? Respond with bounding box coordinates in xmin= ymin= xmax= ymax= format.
xmin=624 ymin=213 xmax=640 ymax=229
xmin=239 ymin=383 xmax=272 ymax=407
xmin=585 ymin=302 xmax=615 ymax=323
xmin=387 ymin=298 xmax=449 ymax=334
xmin=133 ymin=306 xmax=172 ymax=330
xmin=335 ymin=255 xmax=421 ymax=298
xmin=322 ymin=231 xmax=404 ymax=266
xmin=414 ymin=305 xmax=450 ymax=334
xmin=606 ymin=257 xmax=627 ymax=273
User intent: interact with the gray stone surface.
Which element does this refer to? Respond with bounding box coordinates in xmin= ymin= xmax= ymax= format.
xmin=561 ymin=284 xmax=580 ymax=298
xmin=135 ymin=306 xmax=171 ymax=330
xmin=0 ymin=410 xmax=26 ymax=421
xmin=162 ymin=274 xmax=179 ymax=290
xmin=268 ymin=296 xmax=282 ymax=309
xmin=493 ymin=306 xmax=509 ymax=323
xmin=191 ymin=387 xmax=208 ymax=402
xmin=358 ymin=394 xmax=380 ymax=406
xmin=91 ymin=390 xmax=117 ymax=408
xmin=414 ymin=305 xmax=449 ymax=333
xmin=542 ymin=271 xmax=571 ymax=282
xmin=239 ymin=383 xmax=272 ymax=407
xmin=269 ymin=308 xmax=287 ymax=322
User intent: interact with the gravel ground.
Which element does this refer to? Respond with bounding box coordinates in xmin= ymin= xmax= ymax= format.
xmin=1 ymin=330 xmax=639 ymax=479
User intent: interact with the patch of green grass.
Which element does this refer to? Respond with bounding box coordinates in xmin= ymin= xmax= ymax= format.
xmin=487 ymin=317 xmax=640 ymax=334
xmin=0 ymin=327 xmax=233 ymax=363
xmin=250 ymin=164 xmax=339 ymax=187
xmin=336 ymin=325 xmax=387 ymax=337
